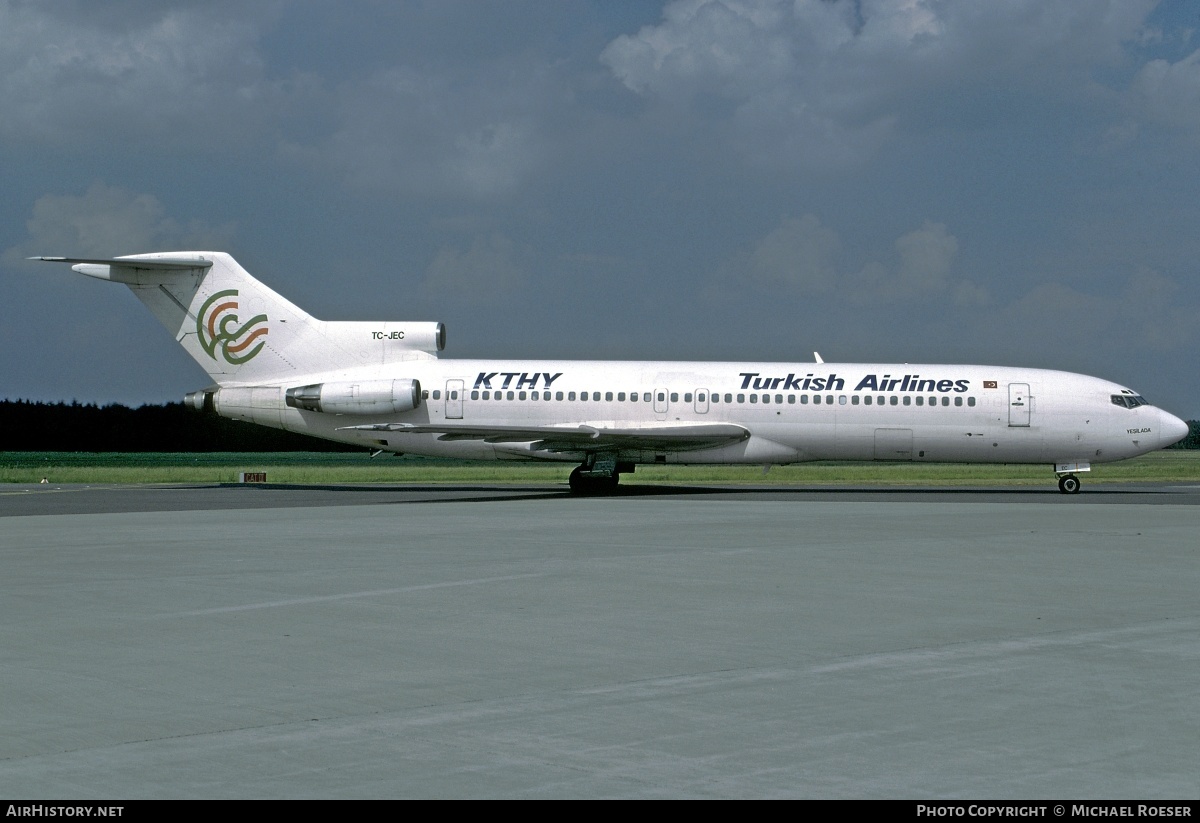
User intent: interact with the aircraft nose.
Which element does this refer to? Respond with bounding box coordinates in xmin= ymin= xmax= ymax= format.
xmin=1159 ymin=409 xmax=1190 ymax=447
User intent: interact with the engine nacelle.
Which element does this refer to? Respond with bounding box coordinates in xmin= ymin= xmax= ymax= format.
xmin=184 ymin=389 xmax=215 ymax=413
xmin=284 ymin=379 xmax=422 ymax=415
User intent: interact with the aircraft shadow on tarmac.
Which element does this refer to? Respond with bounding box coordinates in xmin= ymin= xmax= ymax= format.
xmin=216 ymin=481 xmax=1149 ymax=505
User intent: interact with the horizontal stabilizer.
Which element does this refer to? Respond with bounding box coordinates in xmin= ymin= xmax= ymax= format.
xmin=32 ymin=255 xmax=213 ymax=270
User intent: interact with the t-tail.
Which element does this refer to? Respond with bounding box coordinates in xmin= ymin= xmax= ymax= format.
xmin=33 ymin=252 xmax=445 ymax=387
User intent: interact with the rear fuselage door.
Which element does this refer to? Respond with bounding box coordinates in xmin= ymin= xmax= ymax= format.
xmin=1009 ymin=383 xmax=1030 ymax=427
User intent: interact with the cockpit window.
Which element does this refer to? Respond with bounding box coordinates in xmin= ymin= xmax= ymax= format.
xmin=1111 ymin=394 xmax=1150 ymax=409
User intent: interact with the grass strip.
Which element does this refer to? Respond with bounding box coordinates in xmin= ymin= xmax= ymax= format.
xmin=3 ymin=450 xmax=1198 ymax=486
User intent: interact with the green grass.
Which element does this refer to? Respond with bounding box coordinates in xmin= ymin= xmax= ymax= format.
xmin=2 ymin=450 xmax=1198 ymax=486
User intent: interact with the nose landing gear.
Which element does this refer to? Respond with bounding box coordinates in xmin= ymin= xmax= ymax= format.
xmin=1054 ymin=462 xmax=1089 ymax=494
xmin=1057 ymin=474 xmax=1081 ymax=494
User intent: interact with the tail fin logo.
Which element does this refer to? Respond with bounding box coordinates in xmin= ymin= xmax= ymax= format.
xmin=197 ymin=289 xmax=269 ymax=364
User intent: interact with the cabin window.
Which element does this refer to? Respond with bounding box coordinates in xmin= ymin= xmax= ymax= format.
xmin=851 ymin=395 xmax=860 ymax=405
xmin=685 ymin=393 xmax=693 ymax=403
xmin=470 ymin=390 xmax=478 ymax=400
xmin=916 ymin=396 xmax=924 ymax=406
xmin=646 ymin=393 xmax=653 ymax=402
xmin=903 ymin=396 xmax=911 ymax=406
xmin=864 ymin=395 xmax=871 ymax=405
xmin=890 ymin=396 xmax=898 ymax=406
xmin=603 ymin=392 xmax=611 ymax=401
xmin=618 ymin=392 xmax=626 ymax=401
xmin=801 ymin=395 xmax=809 ymax=404
xmin=788 ymin=395 xmax=795 ymax=404
xmin=432 ymin=390 xmax=441 ymax=400
xmin=580 ymin=392 xmax=587 ymax=402
xmin=506 ymin=391 xmax=515 ymax=400
xmin=750 ymin=394 xmax=758 ymax=404
xmin=942 ymin=397 xmax=949 ymax=406
xmin=670 ymin=392 xmax=678 ymax=402
xmin=518 ymin=391 xmax=526 ymax=400
xmin=954 ymin=396 xmax=963 ymax=407
xmin=928 ymin=396 xmax=937 ymax=407
xmin=737 ymin=394 xmax=745 ymax=403
xmin=568 ymin=391 xmax=576 ymax=401
xmin=724 ymin=394 xmax=733 ymax=403
xmin=482 ymin=391 xmax=490 ymax=400
xmin=968 ymin=397 xmax=976 ymax=407
xmin=838 ymin=395 xmax=847 ymax=405
xmin=814 ymin=394 xmax=822 ymax=405
xmin=593 ymin=392 xmax=601 ymax=401
xmin=630 ymin=392 xmax=638 ymax=402
xmin=698 ymin=392 xmax=706 ymax=403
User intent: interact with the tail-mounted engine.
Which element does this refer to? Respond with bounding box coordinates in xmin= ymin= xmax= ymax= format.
xmin=284 ymin=379 xmax=422 ymax=415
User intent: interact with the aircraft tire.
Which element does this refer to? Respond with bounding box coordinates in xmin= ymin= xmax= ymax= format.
xmin=1058 ymin=474 xmax=1081 ymax=494
xmin=568 ymin=466 xmax=619 ymax=495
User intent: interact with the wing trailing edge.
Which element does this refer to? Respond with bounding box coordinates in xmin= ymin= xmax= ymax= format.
xmin=336 ymin=421 xmax=751 ymax=454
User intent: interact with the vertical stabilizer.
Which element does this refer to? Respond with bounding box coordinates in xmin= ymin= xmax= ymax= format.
xmin=49 ymin=252 xmax=319 ymax=384
xmin=36 ymin=252 xmax=444 ymax=386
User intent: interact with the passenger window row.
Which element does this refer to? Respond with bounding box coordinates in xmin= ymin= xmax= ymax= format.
xmin=421 ymin=388 xmax=978 ymax=407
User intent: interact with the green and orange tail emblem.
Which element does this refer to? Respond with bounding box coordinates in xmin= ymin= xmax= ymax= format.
xmin=197 ymin=289 xmax=269 ymax=364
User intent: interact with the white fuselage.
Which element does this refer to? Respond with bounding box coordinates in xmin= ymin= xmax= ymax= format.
xmin=218 ymin=360 xmax=1186 ymax=467
xmin=38 ymin=252 xmax=1188 ymax=485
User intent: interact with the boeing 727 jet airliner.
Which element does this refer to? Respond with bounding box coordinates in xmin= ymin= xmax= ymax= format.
xmin=35 ymin=252 xmax=1189 ymax=493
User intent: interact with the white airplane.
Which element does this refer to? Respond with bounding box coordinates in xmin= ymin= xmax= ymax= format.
xmin=35 ymin=252 xmax=1189 ymax=494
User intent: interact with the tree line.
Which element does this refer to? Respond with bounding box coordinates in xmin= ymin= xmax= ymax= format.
xmin=1 ymin=399 xmax=1197 ymax=452
xmin=0 ymin=400 xmax=356 ymax=452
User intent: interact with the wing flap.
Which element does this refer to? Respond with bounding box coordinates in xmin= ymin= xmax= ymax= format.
xmin=337 ymin=421 xmax=750 ymax=453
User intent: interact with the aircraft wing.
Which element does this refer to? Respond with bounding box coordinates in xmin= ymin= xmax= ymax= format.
xmin=337 ymin=421 xmax=750 ymax=453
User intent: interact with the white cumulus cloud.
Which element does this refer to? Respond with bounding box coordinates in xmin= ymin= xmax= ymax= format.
xmin=7 ymin=182 xmax=235 ymax=260
xmin=0 ymin=1 xmax=291 ymax=147
xmin=601 ymin=0 xmax=1158 ymax=170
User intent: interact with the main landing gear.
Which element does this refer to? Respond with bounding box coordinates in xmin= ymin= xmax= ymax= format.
xmin=1057 ymin=474 xmax=1081 ymax=495
xmin=568 ymin=454 xmax=632 ymax=495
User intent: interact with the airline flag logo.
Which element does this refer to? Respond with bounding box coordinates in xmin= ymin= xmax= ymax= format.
xmin=983 ymin=380 xmax=998 ymax=389
xmin=197 ymin=289 xmax=269 ymax=364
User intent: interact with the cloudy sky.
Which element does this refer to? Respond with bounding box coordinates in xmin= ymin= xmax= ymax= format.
xmin=3 ymin=0 xmax=1199 ymax=416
